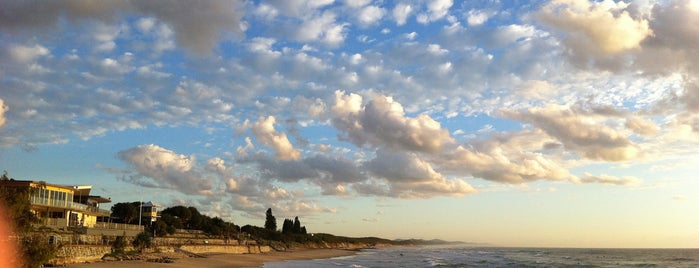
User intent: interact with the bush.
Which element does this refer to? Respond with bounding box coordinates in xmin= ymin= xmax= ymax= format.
xmin=21 ymin=233 xmax=58 ymax=268
xmin=111 ymin=236 xmax=127 ymax=254
xmin=132 ymin=232 xmax=152 ymax=252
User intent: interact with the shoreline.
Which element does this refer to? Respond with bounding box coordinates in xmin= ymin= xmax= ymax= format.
xmin=66 ymin=248 xmax=360 ymax=268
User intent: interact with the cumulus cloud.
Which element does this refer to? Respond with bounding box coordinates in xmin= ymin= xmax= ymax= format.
xmin=502 ymin=105 xmax=641 ymax=161
xmin=0 ymin=0 xmax=244 ymax=54
xmin=294 ymin=11 xmax=348 ymax=46
xmin=439 ymin=130 xmax=575 ymax=184
xmin=538 ymin=0 xmax=652 ymax=54
xmin=117 ymin=144 xmax=214 ymax=195
xmin=7 ymin=44 xmax=50 ymax=63
xmin=357 ymin=5 xmax=386 ymax=26
xmin=418 ymin=0 xmax=453 ymax=23
xmin=393 ymin=3 xmax=413 ymax=25
xmin=114 ymin=144 xmax=341 ymax=218
xmin=625 ymin=116 xmax=659 ymax=136
xmin=637 ymin=0 xmax=699 ymax=76
xmin=331 ymin=91 xmax=455 ymax=153
xmin=364 ymin=149 xmax=476 ymax=198
xmin=251 ymin=116 xmax=302 ymax=160
xmin=466 ymin=9 xmax=493 ymax=26
xmin=255 ymin=153 xmax=366 ymax=194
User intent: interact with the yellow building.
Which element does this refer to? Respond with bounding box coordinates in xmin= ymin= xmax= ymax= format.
xmin=0 ymin=179 xmax=111 ymax=229
xmin=141 ymin=201 xmax=159 ymax=223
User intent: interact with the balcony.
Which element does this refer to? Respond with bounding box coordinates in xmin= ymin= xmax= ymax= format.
xmin=92 ymin=222 xmax=144 ymax=231
xmin=29 ymin=196 xmax=110 ymax=216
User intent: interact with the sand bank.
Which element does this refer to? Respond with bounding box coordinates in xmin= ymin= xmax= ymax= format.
xmin=67 ymin=248 xmax=358 ymax=268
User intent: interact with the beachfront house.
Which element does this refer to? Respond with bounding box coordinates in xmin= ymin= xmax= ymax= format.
xmin=0 ymin=179 xmax=112 ymax=229
xmin=141 ymin=201 xmax=159 ymax=223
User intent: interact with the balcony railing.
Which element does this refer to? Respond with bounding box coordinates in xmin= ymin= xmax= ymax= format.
xmin=29 ymin=196 xmax=110 ymax=215
xmin=38 ymin=218 xmax=144 ymax=232
xmin=92 ymin=222 xmax=144 ymax=231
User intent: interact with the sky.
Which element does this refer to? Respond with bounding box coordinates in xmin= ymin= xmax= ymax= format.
xmin=1 ymin=0 xmax=698 ymax=248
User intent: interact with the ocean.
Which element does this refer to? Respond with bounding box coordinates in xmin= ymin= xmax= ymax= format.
xmin=263 ymin=246 xmax=699 ymax=267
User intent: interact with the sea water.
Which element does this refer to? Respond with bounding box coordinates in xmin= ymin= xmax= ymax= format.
xmin=263 ymin=246 xmax=699 ymax=268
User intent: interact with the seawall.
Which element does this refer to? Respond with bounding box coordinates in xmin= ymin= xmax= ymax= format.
xmin=52 ymin=244 xmax=271 ymax=265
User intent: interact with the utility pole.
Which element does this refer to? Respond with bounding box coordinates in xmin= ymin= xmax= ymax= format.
xmin=138 ymin=199 xmax=142 ymax=226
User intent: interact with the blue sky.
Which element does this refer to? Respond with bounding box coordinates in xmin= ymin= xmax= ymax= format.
xmin=1 ymin=0 xmax=698 ymax=247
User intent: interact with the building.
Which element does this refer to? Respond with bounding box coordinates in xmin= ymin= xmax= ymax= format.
xmin=0 ymin=179 xmax=111 ymax=229
xmin=140 ymin=201 xmax=159 ymax=223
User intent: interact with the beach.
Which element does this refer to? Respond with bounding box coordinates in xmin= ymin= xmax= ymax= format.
xmin=66 ymin=249 xmax=358 ymax=268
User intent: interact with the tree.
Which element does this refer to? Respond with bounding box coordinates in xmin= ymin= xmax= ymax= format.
xmin=161 ymin=206 xmax=192 ymax=223
xmin=293 ymin=216 xmax=301 ymax=234
xmin=264 ymin=208 xmax=277 ymax=232
xmin=110 ymin=202 xmax=139 ymax=224
xmin=0 ymin=173 xmax=38 ymax=233
xmin=281 ymin=218 xmax=293 ymax=234
xmin=1 ymin=171 xmax=58 ymax=268
xmin=150 ymin=218 xmax=175 ymax=237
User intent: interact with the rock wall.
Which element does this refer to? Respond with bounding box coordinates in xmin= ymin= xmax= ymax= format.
xmin=52 ymin=245 xmax=118 ymax=265
xmin=179 ymin=244 xmax=271 ymax=254
xmin=153 ymin=236 xmax=242 ymax=246
xmin=52 ymin=242 xmax=270 ymax=265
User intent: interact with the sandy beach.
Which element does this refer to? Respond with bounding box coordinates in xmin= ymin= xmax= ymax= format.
xmin=66 ymin=249 xmax=358 ymax=268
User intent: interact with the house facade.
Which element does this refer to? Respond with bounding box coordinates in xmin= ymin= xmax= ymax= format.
xmin=0 ymin=180 xmax=111 ymax=229
xmin=141 ymin=201 xmax=159 ymax=223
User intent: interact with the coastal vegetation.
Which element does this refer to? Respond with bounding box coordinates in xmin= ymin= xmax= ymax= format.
xmin=0 ymin=171 xmax=59 ymax=268
xmin=1 ymin=170 xmax=461 ymax=267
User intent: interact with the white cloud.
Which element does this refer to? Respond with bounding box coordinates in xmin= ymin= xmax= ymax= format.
xmin=0 ymin=99 xmax=7 ymax=128
xmin=92 ymin=22 xmax=121 ymax=52
xmin=625 ymin=116 xmax=659 ymax=136
xmin=405 ymin=31 xmax=418 ymax=40
xmin=251 ymin=116 xmax=302 ymax=160
xmin=295 ymin=11 xmax=348 ymax=46
xmin=331 ymin=91 xmax=455 ymax=153
xmin=422 ymin=0 xmax=453 ymax=23
xmin=393 ymin=3 xmax=413 ymax=25
xmin=349 ymin=53 xmax=363 ymax=65
xmin=439 ymin=130 xmax=575 ymax=184
xmin=426 ymin=44 xmax=448 ymax=55
xmin=136 ymin=17 xmax=156 ymax=33
xmin=8 ymin=44 xmax=49 ymax=63
xmin=502 ymin=105 xmax=641 ymax=161
xmin=136 ymin=64 xmax=171 ymax=79
xmin=100 ymin=58 xmax=130 ymax=74
xmin=538 ymin=0 xmax=652 ymax=54
xmin=364 ymin=149 xmax=476 ymax=198
xmin=265 ymin=0 xmax=334 ymax=17
xmin=466 ymin=9 xmax=492 ymax=26
xmin=345 ymin=0 xmax=371 ymax=8
xmin=117 ymin=144 xmax=214 ymax=195
xmin=357 ymin=5 xmax=386 ymax=26
xmin=576 ymin=172 xmax=641 ymax=186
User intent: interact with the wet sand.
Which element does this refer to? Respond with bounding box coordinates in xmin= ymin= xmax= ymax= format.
xmin=67 ymin=249 xmax=358 ymax=268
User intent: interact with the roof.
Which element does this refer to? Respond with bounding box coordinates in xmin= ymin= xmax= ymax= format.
xmin=88 ymin=195 xmax=112 ymax=203
xmin=72 ymin=185 xmax=93 ymax=196
xmin=0 ymin=180 xmax=109 ymax=202
xmin=142 ymin=201 xmax=159 ymax=207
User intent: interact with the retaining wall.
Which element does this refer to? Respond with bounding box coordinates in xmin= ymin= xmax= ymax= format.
xmin=179 ymin=244 xmax=271 ymax=254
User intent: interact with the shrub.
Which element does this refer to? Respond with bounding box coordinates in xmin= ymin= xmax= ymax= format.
xmin=132 ymin=232 xmax=152 ymax=252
